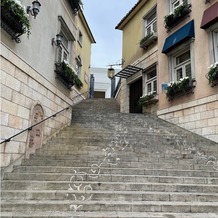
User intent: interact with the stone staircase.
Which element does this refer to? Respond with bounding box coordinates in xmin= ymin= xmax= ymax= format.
xmin=1 ymin=98 xmax=218 ymax=218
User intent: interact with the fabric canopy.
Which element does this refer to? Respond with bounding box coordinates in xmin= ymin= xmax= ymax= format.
xmin=162 ymin=20 xmax=195 ymax=54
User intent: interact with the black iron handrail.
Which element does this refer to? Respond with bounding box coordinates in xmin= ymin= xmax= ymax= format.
xmin=0 ymin=107 xmax=70 ymax=144
xmin=0 ymin=91 xmax=90 ymax=144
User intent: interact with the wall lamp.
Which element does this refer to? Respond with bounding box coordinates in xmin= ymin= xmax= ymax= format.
xmin=52 ymin=34 xmax=63 ymax=47
xmin=26 ymin=0 xmax=41 ymax=19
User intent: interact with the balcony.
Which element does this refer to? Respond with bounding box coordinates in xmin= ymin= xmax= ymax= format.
xmin=55 ymin=62 xmax=83 ymax=89
xmin=1 ymin=0 xmax=31 ymax=43
xmin=140 ymin=32 xmax=158 ymax=49
xmin=164 ymin=4 xmax=192 ymax=31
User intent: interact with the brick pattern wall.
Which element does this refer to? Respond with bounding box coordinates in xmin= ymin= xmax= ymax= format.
xmin=0 ymin=43 xmax=81 ymax=168
xmin=157 ymin=94 xmax=218 ymax=143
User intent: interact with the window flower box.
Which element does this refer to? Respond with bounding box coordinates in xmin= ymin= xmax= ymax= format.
xmin=1 ymin=0 xmax=31 ymax=43
xmin=55 ymin=61 xmax=83 ymax=89
xmin=138 ymin=91 xmax=158 ymax=107
xmin=206 ymin=62 xmax=218 ymax=87
xmin=140 ymin=32 xmax=158 ymax=49
xmin=164 ymin=3 xmax=191 ymax=30
xmin=68 ymin=0 xmax=83 ymax=13
xmin=166 ymin=77 xmax=196 ymax=101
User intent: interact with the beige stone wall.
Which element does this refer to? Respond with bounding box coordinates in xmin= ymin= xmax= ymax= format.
xmin=158 ymin=94 xmax=218 ymax=143
xmin=0 ymin=43 xmax=83 ymax=168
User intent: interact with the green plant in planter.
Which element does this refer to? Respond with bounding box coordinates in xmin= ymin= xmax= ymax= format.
xmin=62 ymin=61 xmax=75 ymax=84
xmin=164 ymin=3 xmax=191 ymax=28
xmin=207 ymin=62 xmax=218 ymax=87
xmin=138 ymin=91 xmax=157 ymax=106
xmin=166 ymin=77 xmax=192 ymax=100
xmin=164 ymin=12 xmax=174 ymax=27
xmin=74 ymin=75 xmax=83 ymax=89
xmin=1 ymin=0 xmax=31 ymax=37
xmin=139 ymin=32 xmax=153 ymax=46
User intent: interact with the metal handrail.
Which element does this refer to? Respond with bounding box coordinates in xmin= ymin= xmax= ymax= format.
xmin=0 ymin=107 xmax=70 ymax=144
xmin=0 ymin=90 xmax=90 ymax=144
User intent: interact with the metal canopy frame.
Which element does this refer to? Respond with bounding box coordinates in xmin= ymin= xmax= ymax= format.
xmin=115 ymin=65 xmax=142 ymax=79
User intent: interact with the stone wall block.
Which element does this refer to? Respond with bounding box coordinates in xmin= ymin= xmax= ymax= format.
xmin=5 ymin=74 xmax=21 ymax=92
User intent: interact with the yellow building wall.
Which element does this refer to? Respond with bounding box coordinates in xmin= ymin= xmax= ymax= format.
xmin=76 ymin=12 xmax=95 ymax=96
xmin=122 ymin=0 xmax=157 ymax=67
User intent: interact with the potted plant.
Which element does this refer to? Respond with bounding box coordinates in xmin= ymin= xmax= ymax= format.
xmin=164 ymin=3 xmax=191 ymax=29
xmin=68 ymin=0 xmax=83 ymax=13
xmin=138 ymin=91 xmax=158 ymax=106
xmin=166 ymin=77 xmax=196 ymax=100
xmin=55 ymin=61 xmax=76 ymax=89
xmin=1 ymin=0 xmax=31 ymax=42
xmin=206 ymin=62 xmax=218 ymax=87
xmin=74 ymin=75 xmax=83 ymax=89
xmin=139 ymin=32 xmax=158 ymax=49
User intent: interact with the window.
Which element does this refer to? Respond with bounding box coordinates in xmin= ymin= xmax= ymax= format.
xmin=57 ymin=32 xmax=69 ymax=63
xmin=144 ymin=8 xmax=157 ymax=36
xmin=170 ymin=47 xmax=194 ymax=82
xmin=174 ymin=50 xmax=191 ymax=80
xmin=146 ymin=69 xmax=157 ymax=94
xmin=212 ymin=30 xmax=218 ymax=62
xmin=78 ymin=30 xmax=83 ymax=45
xmin=75 ymin=56 xmax=82 ymax=76
xmin=56 ymin=16 xmax=75 ymax=64
xmin=170 ymin=0 xmax=188 ymax=12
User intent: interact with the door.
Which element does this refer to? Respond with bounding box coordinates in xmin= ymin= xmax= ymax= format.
xmin=129 ymin=78 xmax=142 ymax=113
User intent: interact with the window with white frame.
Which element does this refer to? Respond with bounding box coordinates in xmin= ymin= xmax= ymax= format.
xmin=173 ymin=49 xmax=192 ymax=81
xmin=170 ymin=0 xmax=188 ymax=12
xmin=56 ymin=16 xmax=75 ymax=64
xmin=212 ymin=29 xmax=218 ymax=62
xmin=144 ymin=8 xmax=157 ymax=36
xmin=57 ymin=31 xmax=69 ymax=63
xmin=75 ymin=56 xmax=82 ymax=76
xmin=146 ymin=69 xmax=157 ymax=94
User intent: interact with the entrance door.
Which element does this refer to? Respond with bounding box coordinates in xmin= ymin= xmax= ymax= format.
xmin=129 ymin=78 xmax=142 ymax=113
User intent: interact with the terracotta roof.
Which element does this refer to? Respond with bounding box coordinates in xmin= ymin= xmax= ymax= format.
xmin=115 ymin=0 xmax=143 ymax=30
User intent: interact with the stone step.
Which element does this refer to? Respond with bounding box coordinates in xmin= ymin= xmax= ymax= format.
xmin=1 ymin=200 xmax=218 ymax=213
xmin=22 ymin=156 xmax=213 ymax=167
xmin=12 ymin=166 xmax=218 ymax=178
xmin=19 ymin=160 xmax=214 ymax=171
xmin=1 ymin=211 xmax=218 ymax=218
xmin=2 ymin=177 xmax=218 ymax=193
xmin=2 ymin=190 xmax=218 ymax=202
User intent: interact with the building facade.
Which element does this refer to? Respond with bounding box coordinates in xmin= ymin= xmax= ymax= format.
xmin=116 ymin=0 xmax=218 ymax=142
xmin=0 ymin=0 xmax=95 ymax=168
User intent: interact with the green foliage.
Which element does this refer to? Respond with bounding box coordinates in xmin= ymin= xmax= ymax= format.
xmin=74 ymin=75 xmax=83 ymax=89
xmin=138 ymin=91 xmax=156 ymax=106
xmin=207 ymin=62 xmax=218 ymax=87
xmin=1 ymin=0 xmax=31 ymax=37
xmin=166 ymin=77 xmax=190 ymax=100
xmin=164 ymin=3 xmax=190 ymax=28
xmin=139 ymin=32 xmax=153 ymax=46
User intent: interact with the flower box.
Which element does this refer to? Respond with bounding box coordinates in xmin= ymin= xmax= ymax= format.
xmin=166 ymin=77 xmax=196 ymax=101
xmin=1 ymin=0 xmax=31 ymax=43
xmin=55 ymin=62 xmax=83 ymax=89
xmin=68 ymin=0 xmax=83 ymax=13
xmin=206 ymin=62 xmax=218 ymax=87
xmin=140 ymin=32 xmax=158 ymax=49
xmin=164 ymin=3 xmax=191 ymax=30
xmin=55 ymin=62 xmax=75 ymax=89
xmin=138 ymin=92 xmax=158 ymax=107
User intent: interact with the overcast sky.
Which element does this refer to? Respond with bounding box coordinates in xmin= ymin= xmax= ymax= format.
xmin=82 ymin=0 xmax=138 ymax=69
